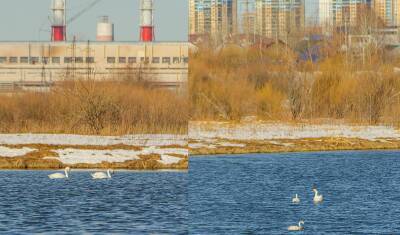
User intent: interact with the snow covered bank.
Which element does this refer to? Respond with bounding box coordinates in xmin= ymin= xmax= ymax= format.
xmin=189 ymin=121 xmax=400 ymax=154
xmin=0 ymin=146 xmax=36 ymax=157
xmin=50 ymin=146 xmax=188 ymax=165
xmin=0 ymin=134 xmax=188 ymax=169
xmin=190 ymin=122 xmax=400 ymax=141
xmin=0 ymin=134 xmax=186 ymax=147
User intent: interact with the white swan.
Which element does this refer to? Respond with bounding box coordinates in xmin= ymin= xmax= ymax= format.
xmin=288 ymin=220 xmax=304 ymax=231
xmin=292 ymin=194 xmax=300 ymax=204
xmin=48 ymin=167 xmax=70 ymax=179
xmin=313 ymin=188 xmax=324 ymax=204
xmin=91 ymin=169 xmax=113 ymax=179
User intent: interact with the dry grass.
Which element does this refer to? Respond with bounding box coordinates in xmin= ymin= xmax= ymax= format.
xmin=0 ymin=79 xmax=188 ymax=135
xmin=190 ymin=41 xmax=400 ymax=126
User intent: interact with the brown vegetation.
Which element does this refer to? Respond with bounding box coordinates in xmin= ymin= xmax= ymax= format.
xmin=190 ymin=36 xmax=400 ymax=125
xmin=0 ymin=80 xmax=188 ymax=135
xmin=190 ymin=138 xmax=400 ymax=155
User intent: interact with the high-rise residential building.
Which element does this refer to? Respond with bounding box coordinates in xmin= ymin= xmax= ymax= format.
xmin=189 ymin=0 xmax=238 ymax=42
xmin=255 ymin=0 xmax=305 ymax=40
xmin=332 ymin=0 xmax=369 ymax=29
xmin=319 ymin=0 xmax=333 ymax=30
xmin=372 ymin=0 xmax=400 ymax=27
xmin=315 ymin=0 xmax=369 ymax=31
xmin=242 ymin=12 xmax=257 ymax=35
xmin=189 ymin=0 xmax=212 ymax=36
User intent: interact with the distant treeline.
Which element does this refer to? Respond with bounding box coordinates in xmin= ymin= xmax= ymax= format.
xmin=0 ymin=80 xmax=188 ymax=135
xmin=190 ymin=42 xmax=400 ymax=125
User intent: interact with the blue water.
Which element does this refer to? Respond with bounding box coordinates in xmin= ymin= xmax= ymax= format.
xmin=189 ymin=151 xmax=400 ymax=234
xmin=0 ymin=170 xmax=187 ymax=234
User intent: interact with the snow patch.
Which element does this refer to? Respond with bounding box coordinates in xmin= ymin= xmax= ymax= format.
xmin=54 ymin=149 xmax=141 ymax=164
xmin=190 ymin=122 xmax=400 ymax=141
xmin=0 ymin=134 xmax=186 ymax=147
xmin=49 ymin=146 xmax=187 ymax=165
xmin=189 ymin=143 xmax=217 ymax=149
xmin=157 ymin=155 xmax=183 ymax=165
xmin=0 ymin=146 xmax=36 ymax=157
xmin=216 ymin=142 xmax=246 ymax=147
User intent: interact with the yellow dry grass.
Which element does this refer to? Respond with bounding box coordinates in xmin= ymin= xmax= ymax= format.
xmin=0 ymin=79 xmax=188 ymax=135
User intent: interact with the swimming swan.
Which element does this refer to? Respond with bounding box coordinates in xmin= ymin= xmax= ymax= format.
xmin=288 ymin=220 xmax=304 ymax=231
xmin=292 ymin=194 xmax=300 ymax=204
xmin=48 ymin=167 xmax=70 ymax=179
xmin=91 ymin=169 xmax=113 ymax=179
xmin=313 ymin=188 xmax=324 ymax=204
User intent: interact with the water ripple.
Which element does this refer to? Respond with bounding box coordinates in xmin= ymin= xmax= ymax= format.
xmin=189 ymin=151 xmax=400 ymax=234
xmin=0 ymin=171 xmax=188 ymax=234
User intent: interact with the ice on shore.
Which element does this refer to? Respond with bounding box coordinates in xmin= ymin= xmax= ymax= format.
xmin=0 ymin=146 xmax=36 ymax=157
xmin=54 ymin=149 xmax=141 ymax=164
xmin=50 ymin=146 xmax=187 ymax=165
xmin=0 ymin=134 xmax=187 ymax=165
xmin=0 ymin=134 xmax=187 ymax=147
xmin=190 ymin=122 xmax=400 ymax=141
xmin=158 ymin=155 xmax=183 ymax=165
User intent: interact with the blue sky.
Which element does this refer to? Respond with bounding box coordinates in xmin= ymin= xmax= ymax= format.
xmin=0 ymin=0 xmax=188 ymax=42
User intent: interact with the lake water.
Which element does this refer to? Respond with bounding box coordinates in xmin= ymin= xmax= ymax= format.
xmin=189 ymin=151 xmax=400 ymax=234
xmin=0 ymin=170 xmax=187 ymax=234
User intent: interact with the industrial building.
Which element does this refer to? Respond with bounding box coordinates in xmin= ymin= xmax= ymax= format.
xmin=0 ymin=42 xmax=189 ymax=89
xmin=0 ymin=0 xmax=189 ymax=90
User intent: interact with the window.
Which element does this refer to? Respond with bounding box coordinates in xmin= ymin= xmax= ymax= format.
xmin=42 ymin=57 xmax=49 ymax=64
xmin=107 ymin=57 xmax=116 ymax=64
xmin=64 ymin=57 xmax=72 ymax=64
xmin=119 ymin=57 xmax=126 ymax=64
xmin=20 ymin=57 xmax=29 ymax=63
xmin=162 ymin=57 xmax=171 ymax=64
xmin=52 ymin=57 xmax=60 ymax=64
xmin=183 ymin=57 xmax=189 ymax=63
xmin=30 ymin=57 xmax=39 ymax=64
xmin=9 ymin=57 xmax=18 ymax=63
xmin=173 ymin=57 xmax=180 ymax=64
xmin=140 ymin=57 xmax=149 ymax=63
xmin=0 ymin=57 xmax=6 ymax=63
xmin=86 ymin=57 xmax=94 ymax=63
xmin=152 ymin=57 xmax=160 ymax=64
xmin=75 ymin=57 xmax=83 ymax=63
xmin=128 ymin=57 xmax=136 ymax=64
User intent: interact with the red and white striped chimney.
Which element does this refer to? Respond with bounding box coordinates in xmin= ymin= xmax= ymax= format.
xmin=140 ymin=0 xmax=154 ymax=42
xmin=51 ymin=0 xmax=66 ymax=41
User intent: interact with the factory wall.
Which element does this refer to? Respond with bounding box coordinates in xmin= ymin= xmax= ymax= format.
xmin=0 ymin=42 xmax=190 ymax=88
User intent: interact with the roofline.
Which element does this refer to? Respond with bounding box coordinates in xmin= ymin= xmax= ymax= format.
xmin=0 ymin=41 xmax=190 ymax=45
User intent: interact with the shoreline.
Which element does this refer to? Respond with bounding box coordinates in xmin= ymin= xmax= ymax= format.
xmin=0 ymin=134 xmax=188 ymax=170
xmin=190 ymin=140 xmax=400 ymax=156
xmin=189 ymin=121 xmax=400 ymax=155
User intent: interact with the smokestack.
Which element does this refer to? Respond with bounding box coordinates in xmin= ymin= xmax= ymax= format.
xmin=140 ymin=0 xmax=154 ymax=42
xmin=51 ymin=0 xmax=66 ymax=41
xmin=97 ymin=16 xmax=114 ymax=42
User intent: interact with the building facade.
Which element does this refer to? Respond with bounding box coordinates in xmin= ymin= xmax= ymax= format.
xmin=0 ymin=42 xmax=190 ymax=89
xmin=373 ymin=0 xmax=400 ymax=27
xmin=189 ymin=0 xmax=238 ymax=42
xmin=315 ymin=0 xmax=370 ymax=32
xmin=255 ymin=0 xmax=305 ymax=41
